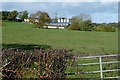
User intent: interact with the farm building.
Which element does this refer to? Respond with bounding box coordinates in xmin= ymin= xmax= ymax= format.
xmin=24 ymin=19 xmax=29 ymax=22
xmin=23 ymin=17 xmax=71 ymax=29
xmin=16 ymin=17 xmax=23 ymax=22
xmin=44 ymin=18 xmax=71 ymax=29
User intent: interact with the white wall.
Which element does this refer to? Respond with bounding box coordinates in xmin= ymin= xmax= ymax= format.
xmin=58 ymin=19 xmax=60 ymax=23
xmin=66 ymin=19 xmax=69 ymax=23
xmin=63 ymin=19 xmax=66 ymax=23
xmin=24 ymin=19 xmax=29 ymax=22
xmin=61 ymin=19 xmax=63 ymax=23
xmin=43 ymin=26 xmax=65 ymax=29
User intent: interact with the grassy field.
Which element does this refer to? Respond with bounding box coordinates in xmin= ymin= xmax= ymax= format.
xmin=65 ymin=56 xmax=118 ymax=78
xmin=2 ymin=21 xmax=118 ymax=55
xmin=1 ymin=21 xmax=119 ymax=78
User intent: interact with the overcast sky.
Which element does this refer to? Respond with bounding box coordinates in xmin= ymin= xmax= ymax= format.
xmin=1 ymin=1 xmax=118 ymax=23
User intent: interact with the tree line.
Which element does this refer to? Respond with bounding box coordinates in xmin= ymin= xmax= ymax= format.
xmin=67 ymin=14 xmax=117 ymax=32
xmin=0 ymin=10 xmax=51 ymax=28
xmin=0 ymin=10 xmax=28 ymax=21
xmin=0 ymin=10 xmax=117 ymax=32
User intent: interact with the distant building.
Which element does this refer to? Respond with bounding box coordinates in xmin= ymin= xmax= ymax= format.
xmin=16 ymin=17 xmax=23 ymax=22
xmin=44 ymin=17 xmax=71 ymax=29
xmin=25 ymin=17 xmax=71 ymax=29
xmin=24 ymin=19 xmax=29 ymax=22
xmin=16 ymin=16 xmax=29 ymax=22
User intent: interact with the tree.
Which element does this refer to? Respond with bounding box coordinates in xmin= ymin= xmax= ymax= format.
xmin=22 ymin=10 xmax=28 ymax=19
xmin=30 ymin=11 xmax=51 ymax=28
xmin=1 ymin=11 xmax=10 ymax=20
xmin=54 ymin=10 xmax=58 ymax=23
xmin=17 ymin=11 xmax=23 ymax=19
xmin=68 ymin=16 xmax=81 ymax=30
xmin=38 ymin=12 xmax=51 ymax=23
xmin=68 ymin=14 xmax=93 ymax=31
xmin=7 ymin=10 xmax=18 ymax=21
xmin=92 ymin=24 xmax=116 ymax=32
xmin=30 ymin=13 xmax=36 ymax=19
xmin=80 ymin=20 xmax=93 ymax=31
xmin=79 ymin=14 xmax=91 ymax=21
xmin=0 ymin=11 xmax=1 ymax=19
xmin=17 ymin=10 xmax=28 ymax=20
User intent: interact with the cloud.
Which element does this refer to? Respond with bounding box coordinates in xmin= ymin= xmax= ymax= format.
xmin=1 ymin=0 xmax=119 ymax=2
xmin=92 ymin=12 xmax=118 ymax=23
xmin=101 ymin=0 xmax=119 ymax=2
xmin=1 ymin=2 xmax=118 ymax=23
xmin=62 ymin=2 xmax=80 ymax=7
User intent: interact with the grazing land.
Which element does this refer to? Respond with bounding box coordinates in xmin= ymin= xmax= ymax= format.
xmin=2 ymin=21 xmax=118 ymax=55
xmin=2 ymin=21 xmax=119 ymax=78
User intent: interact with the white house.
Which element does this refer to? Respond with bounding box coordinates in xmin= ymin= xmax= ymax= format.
xmin=57 ymin=18 xmax=70 ymax=23
xmin=24 ymin=19 xmax=29 ymax=22
xmin=66 ymin=19 xmax=69 ymax=23
xmin=35 ymin=19 xmax=39 ymax=23
xmin=58 ymin=19 xmax=61 ymax=23
xmin=63 ymin=19 xmax=66 ymax=23
xmin=45 ymin=17 xmax=71 ymax=29
xmin=27 ymin=17 xmax=71 ymax=29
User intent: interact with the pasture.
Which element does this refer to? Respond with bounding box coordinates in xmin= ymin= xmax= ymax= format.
xmin=2 ymin=21 xmax=118 ymax=55
xmin=1 ymin=21 xmax=119 ymax=78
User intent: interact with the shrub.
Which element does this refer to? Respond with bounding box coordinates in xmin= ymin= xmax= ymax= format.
xmin=80 ymin=20 xmax=93 ymax=31
xmin=92 ymin=24 xmax=116 ymax=32
xmin=2 ymin=48 xmax=73 ymax=79
xmin=68 ymin=21 xmax=80 ymax=30
xmin=67 ymin=16 xmax=93 ymax=31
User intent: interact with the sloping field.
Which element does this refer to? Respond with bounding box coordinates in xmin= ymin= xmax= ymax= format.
xmin=2 ymin=21 xmax=118 ymax=55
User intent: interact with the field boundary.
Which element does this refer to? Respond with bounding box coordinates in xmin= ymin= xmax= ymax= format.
xmin=66 ymin=54 xmax=120 ymax=79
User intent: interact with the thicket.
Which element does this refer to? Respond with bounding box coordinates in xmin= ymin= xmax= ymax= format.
xmin=67 ymin=14 xmax=117 ymax=32
xmin=68 ymin=21 xmax=116 ymax=32
xmin=92 ymin=24 xmax=116 ymax=32
xmin=1 ymin=48 xmax=73 ymax=79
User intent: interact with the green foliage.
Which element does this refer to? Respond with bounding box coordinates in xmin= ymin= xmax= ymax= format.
xmin=68 ymin=14 xmax=93 ymax=31
xmin=93 ymin=24 xmax=116 ymax=32
xmin=0 ymin=11 xmax=10 ymax=20
xmin=22 ymin=10 xmax=28 ymax=19
xmin=1 ymin=10 xmax=29 ymax=21
xmin=7 ymin=10 xmax=18 ymax=21
xmin=18 ymin=10 xmax=28 ymax=20
xmin=36 ymin=20 xmax=45 ymax=28
xmin=68 ymin=16 xmax=81 ymax=30
xmin=30 ymin=11 xmax=51 ymax=28
xmin=68 ymin=21 xmax=80 ymax=30
xmin=68 ymin=14 xmax=116 ymax=32
xmin=39 ymin=12 xmax=51 ymax=23
xmin=83 ymin=20 xmax=94 ymax=31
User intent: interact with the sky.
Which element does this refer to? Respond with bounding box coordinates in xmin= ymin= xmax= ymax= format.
xmin=0 ymin=0 xmax=119 ymax=23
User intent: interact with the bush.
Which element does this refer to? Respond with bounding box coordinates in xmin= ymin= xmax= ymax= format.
xmin=2 ymin=48 xmax=73 ymax=79
xmin=68 ymin=21 xmax=80 ymax=30
xmin=80 ymin=20 xmax=93 ymax=31
xmin=67 ymin=16 xmax=93 ymax=31
xmin=92 ymin=24 xmax=116 ymax=32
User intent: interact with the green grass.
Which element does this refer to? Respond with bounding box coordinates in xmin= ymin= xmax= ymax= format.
xmin=65 ymin=56 xmax=119 ymax=78
xmin=1 ymin=21 xmax=119 ymax=78
xmin=2 ymin=21 xmax=118 ymax=55
xmin=65 ymin=55 xmax=119 ymax=78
